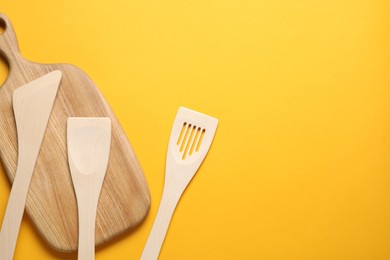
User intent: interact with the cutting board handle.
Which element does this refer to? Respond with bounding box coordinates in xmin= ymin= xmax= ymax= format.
xmin=0 ymin=13 xmax=22 ymax=67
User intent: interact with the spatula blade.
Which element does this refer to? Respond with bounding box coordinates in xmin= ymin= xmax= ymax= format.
xmin=169 ymin=106 xmax=218 ymax=164
xmin=13 ymin=70 xmax=62 ymax=154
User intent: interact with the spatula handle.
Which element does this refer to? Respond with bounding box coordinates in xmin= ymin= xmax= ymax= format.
xmin=76 ymin=191 xmax=99 ymax=260
xmin=141 ymin=192 xmax=181 ymax=260
xmin=0 ymin=161 xmax=36 ymax=260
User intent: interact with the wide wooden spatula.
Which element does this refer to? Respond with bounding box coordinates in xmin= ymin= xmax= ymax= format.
xmin=67 ymin=117 xmax=111 ymax=260
xmin=0 ymin=71 xmax=62 ymax=260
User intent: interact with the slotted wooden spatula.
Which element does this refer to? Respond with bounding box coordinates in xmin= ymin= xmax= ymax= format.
xmin=141 ymin=107 xmax=218 ymax=260
xmin=0 ymin=13 xmax=150 ymax=251
xmin=67 ymin=118 xmax=111 ymax=260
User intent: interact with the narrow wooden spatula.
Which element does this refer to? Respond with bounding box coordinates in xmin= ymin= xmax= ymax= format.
xmin=67 ymin=117 xmax=111 ymax=260
xmin=141 ymin=107 xmax=218 ymax=260
xmin=0 ymin=71 xmax=62 ymax=260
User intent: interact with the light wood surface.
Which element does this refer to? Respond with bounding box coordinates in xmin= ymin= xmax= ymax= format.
xmin=0 ymin=71 xmax=62 ymax=260
xmin=0 ymin=13 xmax=150 ymax=252
xmin=68 ymin=118 xmax=111 ymax=260
xmin=141 ymin=107 xmax=218 ymax=260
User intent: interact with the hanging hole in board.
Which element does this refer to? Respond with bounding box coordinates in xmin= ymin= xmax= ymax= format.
xmin=0 ymin=55 xmax=9 ymax=87
xmin=0 ymin=19 xmax=6 ymax=35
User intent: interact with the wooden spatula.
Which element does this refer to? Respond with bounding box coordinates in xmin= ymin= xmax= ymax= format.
xmin=0 ymin=71 xmax=62 ymax=260
xmin=141 ymin=107 xmax=218 ymax=260
xmin=0 ymin=13 xmax=150 ymax=251
xmin=67 ymin=117 xmax=111 ymax=260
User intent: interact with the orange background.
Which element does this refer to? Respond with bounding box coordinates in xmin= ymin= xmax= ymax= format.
xmin=1 ymin=0 xmax=390 ymax=259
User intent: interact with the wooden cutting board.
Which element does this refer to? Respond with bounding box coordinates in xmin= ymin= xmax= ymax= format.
xmin=0 ymin=13 xmax=150 ymax=252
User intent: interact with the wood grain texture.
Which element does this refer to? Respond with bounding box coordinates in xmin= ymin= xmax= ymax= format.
xmin=0 ymin=13 xmax=150 ymax=252
xmin=141 ymin=107 xmax=218 ymax=260
xmin=68 ymin=118 xmax=111 ymax=260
